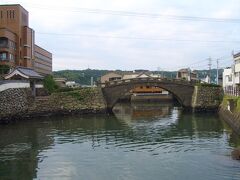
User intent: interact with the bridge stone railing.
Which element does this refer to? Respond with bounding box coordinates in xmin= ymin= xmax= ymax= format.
xmin=99 ymin=78 xmax=197 ymax=88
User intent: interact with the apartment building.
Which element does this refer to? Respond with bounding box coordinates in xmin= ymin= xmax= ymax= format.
xmin=0 ymin=4 xmax=52 ymax=76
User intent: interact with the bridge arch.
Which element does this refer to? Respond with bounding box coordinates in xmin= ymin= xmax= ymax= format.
xmin=101 ymin=78 xmax=195 ymax=112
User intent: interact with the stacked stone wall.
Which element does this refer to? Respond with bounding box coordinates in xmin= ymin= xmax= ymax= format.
xmin=0 ymin=87 xmax=106 ymax=123
xmin=192 ymin=86 xmax=223 ymax=111
xmin=0 ymin=88 xmax=33 ymax=121
xmin=27 ymin=88 xmax=106 ymax=116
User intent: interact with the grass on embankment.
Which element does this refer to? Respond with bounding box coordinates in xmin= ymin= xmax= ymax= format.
xmin=222 ymin=95 xmax=240 ymax=113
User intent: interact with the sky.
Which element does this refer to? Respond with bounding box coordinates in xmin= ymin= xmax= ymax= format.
xmin=1 ymin=0 xmax=240 ymax=71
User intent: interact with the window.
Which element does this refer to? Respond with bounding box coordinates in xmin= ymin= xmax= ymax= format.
xmin=0 ymin=37 xmax=8 ymax=48
xmin=9 ymin=53 xmax=15 ymax=61
xmin=8 ymin=41 xmax=16 ymax=50
xmin=0 ymin=52 xmax=7 ymax=60
xmin=235 ymin=59 xmax=240 ymax=64
xmin=228 ymin=75 xmax=232 ymax=82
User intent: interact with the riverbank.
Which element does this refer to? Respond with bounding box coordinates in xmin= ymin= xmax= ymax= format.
xmin=219 ymin=95 xmax=240 ymax=135
xmin=0 ymin=87 xmax=107 ymax=123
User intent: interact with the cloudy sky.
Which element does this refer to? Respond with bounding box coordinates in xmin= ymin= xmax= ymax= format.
xmin=1 ymin=0 xmax=240 ymax=71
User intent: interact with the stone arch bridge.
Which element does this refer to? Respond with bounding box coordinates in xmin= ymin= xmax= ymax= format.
xmin=100 ymin=78 xmax=197 ymax=112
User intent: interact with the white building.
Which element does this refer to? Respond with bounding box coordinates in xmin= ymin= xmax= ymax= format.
xmin=223 ymin=67 xmax=234 ymax=88
xmin=222 ymin=52 xmax=240 ymax=90
xmin=66 ymin=81 xmax=76 ymax=87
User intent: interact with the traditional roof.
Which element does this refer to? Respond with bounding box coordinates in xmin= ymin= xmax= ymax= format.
xmin=5 ymin=67 xmax=43 ymax=80
xmin=178 ymin=68 xmax=189 ymax=72
xmin=136 ymin=72 xmax=151 ymax=78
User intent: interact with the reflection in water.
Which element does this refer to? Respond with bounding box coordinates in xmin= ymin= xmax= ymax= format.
xmin=0 ymin=102 xmax=240 ymax=180
xmin=113 ymin=102 xmax=175 ymax=121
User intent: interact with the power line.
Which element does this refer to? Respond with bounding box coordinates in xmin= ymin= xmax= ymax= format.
xmin=23 ymin=3 xmax=240 ymax=23
xmin=172 ymin=55 xmax=233 ymax=71
xmin=36 ymin=32 xmax=240 ymax=44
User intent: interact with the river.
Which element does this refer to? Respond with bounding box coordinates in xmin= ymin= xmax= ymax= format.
xmin=0 ymin=102 xmax=240 ymax=180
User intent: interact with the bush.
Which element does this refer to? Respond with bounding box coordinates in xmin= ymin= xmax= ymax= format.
xmin=0 ymin=65 xmax=10 ymax=75
xmin=222 ymin=95 xmax=240 ymax=112
xmin=54 ymin=87 xmax=74 ymax=93
xmin=43 ymin=75 xmax=59 ymax=93
xmin=65 ymin=91 xmax=85 ymax=101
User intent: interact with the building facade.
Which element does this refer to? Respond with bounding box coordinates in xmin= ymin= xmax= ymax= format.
xmin=223 ymin=67 xmax=233 ymax=89
xmin=0 ymin=4 xmax=52 ymax=76
xmin=176 ymin=68 xmax=198 ymax=81
xmin=223 ymin=52 xmax=240 ymax=91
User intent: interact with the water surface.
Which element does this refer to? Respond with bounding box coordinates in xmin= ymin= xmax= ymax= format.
xmin=0 ymin=102 xmax=240 ymax=180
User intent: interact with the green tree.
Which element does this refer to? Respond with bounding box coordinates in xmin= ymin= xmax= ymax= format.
xmin=0 ymin=65 xmax=10 ymax=75
xmin=43 ymin=75 xmax=59 ymax=93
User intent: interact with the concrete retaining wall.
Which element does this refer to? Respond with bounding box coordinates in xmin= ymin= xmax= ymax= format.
xmin=219 ymin=106 xmax=240 ymax=134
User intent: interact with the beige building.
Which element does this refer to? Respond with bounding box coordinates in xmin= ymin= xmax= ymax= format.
xmin=0 ymin=4 xmax=52 ymax=76
xmin=54 ymin=77 xmax=67 ymax=87
xmin=100 ymin=72 xmax=122 ymax=83
xmin=100 ymin=71 xmax=160 ymax=83
xmin=176 ymin=68 xmax=197 ymax=81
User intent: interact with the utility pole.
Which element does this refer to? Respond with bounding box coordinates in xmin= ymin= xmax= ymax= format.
xmin=157 ymin=67 xmax=161 ymax=78
xmin=188 ymin=67 xmax=191 ymax=81
xmin=208 ymin=57 xmax=212 ymax=83
xmin=216 ymin=59 xmax=219 ymax=85
xmin=91 ymin=77 xmax=94 ymax=88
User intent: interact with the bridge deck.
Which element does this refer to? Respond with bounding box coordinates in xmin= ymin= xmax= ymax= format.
xmin=99 ymin=78 xmax=197 ymax=88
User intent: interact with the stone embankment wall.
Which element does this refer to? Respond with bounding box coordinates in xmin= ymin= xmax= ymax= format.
xmin=0 ymin=88 xmax=33 ymax=121
xmin=0 ymin=87 xmax=106 ymax=123
xmin=27 ymin=88 xmax=106 ymax=117
xmin=191 ymin=86 xmax=223 ymax=111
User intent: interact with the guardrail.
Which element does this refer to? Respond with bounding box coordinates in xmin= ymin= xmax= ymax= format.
xmin=224 ymin=86 xmax=240 ymax=96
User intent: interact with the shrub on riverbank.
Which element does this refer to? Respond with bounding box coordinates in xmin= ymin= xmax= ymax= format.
xmin=53 ymin=87 xmax=96 ymax=103
xmin=64 ymin=88 xmax=94 ymax=102
xmin=43 ymin=75 xmax=59 ymax=93
xmin=222 ymin=95 xmax=240 ymax=112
